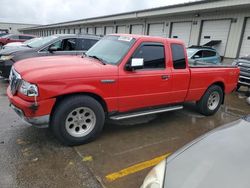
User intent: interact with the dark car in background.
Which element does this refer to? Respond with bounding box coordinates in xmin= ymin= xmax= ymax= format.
xmin=141 ymin=116 xmax=250 ymax=188
xmin=0 ymin=34 xmax=101 ymax=78
xmin=233 ymin=56 xmax=250 ymax=90
xmin=0 ymin=34 xmax=36 ymax=49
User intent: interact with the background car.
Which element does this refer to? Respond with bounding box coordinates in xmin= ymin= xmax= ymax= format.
xmin=187 ymin=46 xmax=221 ymax=64
xmin=0 ymin=34 xmax=101 ymax=78
xmin=0 ymin=34 xmax=36 ymax=49
xmin=0 ymin=33 xmax=8 ymax=38
xmin=2 ymin=37 xmax=41 ymax=50
xmin=232 ymin=55 xmax=250 ymax=90
xmin=141 ymin=116 xmax=250 ymax=188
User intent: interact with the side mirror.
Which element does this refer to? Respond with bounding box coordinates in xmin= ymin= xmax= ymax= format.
xmin=48 ymin=46 xmax=59 ymax=53
xmin=126 ymin=58 xmax=144 ymax=71
xmin=193 ymin=55 xmax=201 ymax=59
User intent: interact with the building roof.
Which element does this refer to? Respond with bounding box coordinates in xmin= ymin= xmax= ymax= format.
xmin=19 ymin=0 xmax=250 ymax=31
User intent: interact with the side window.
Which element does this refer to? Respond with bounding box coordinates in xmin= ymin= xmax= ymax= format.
xmin=132 ymin=44 xmax=165 ymax=69
xmin=50 ymin=40 xmax=63 ymax=50
xmin=193 ymin=50 xmax=202 ymax=58
xmin=19 ymin=35 xmax=34 ymax=40
xmin=202 ymin=50 xmax=216 ymax=58
xmin=61 ymin=38 xmax=76 ymax=51
xmin=77 ymin=39 xmax=98 ymax=51
xmin=9 ymin=35 xmax=19 ymax=40
xmin=171 ymin=44 xmax=186 ymax=69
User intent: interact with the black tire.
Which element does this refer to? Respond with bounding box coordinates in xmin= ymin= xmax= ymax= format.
xmin=50 ymin=95 xmax=105 ymax=146
xmin=196 ymin=85 xmax=223 ymax=116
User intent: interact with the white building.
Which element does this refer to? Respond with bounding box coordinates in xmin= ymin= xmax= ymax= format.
xmin=19 ymin=0 xmax=250 ymax=58
xmin=0 ymin=22 xmax=39 ymax=34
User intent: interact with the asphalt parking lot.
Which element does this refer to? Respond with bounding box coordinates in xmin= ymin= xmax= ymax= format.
xmin=0 ymin=77 xmax=250 ymax=188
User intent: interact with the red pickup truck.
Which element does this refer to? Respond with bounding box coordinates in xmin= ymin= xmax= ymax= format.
xmin=7 ymin=34 xmax=239 ymax=146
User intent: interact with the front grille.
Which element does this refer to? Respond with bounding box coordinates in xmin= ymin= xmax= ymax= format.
xmin=238 ymin=60 xmax=250 ymax=85
xmin=9 ymin=68 xmax=21 ymax=95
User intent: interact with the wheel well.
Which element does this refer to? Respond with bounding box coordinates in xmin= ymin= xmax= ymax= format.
xmin=212 ymin=81 xmax=225 ymax=91
xmin=51 ymin=93 xmax=108 ymax=120
xmin=211 ymin=81 xmax=225 ymax=104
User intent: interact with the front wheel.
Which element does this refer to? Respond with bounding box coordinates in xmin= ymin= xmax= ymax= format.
xmin=196 ymin=85 xmax=223 ymax=116
xmin=50 ymin=95 xmax=105 ymax=146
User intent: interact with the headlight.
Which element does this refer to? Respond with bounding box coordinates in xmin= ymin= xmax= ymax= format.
xmin=19 ymin=80 xmax=39 ymax=97
xmin=141 ymin=160 xmax=166 ymax=188
xmin=0 ymin=55 xmax=13 ymax=61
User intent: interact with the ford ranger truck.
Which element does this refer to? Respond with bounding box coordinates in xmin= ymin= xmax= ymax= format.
xmin=7 ymin=34 xmax=240 ymax=146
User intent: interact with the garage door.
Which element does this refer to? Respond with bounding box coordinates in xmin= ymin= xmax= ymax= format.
xmin=117 ymin=25 xmax=126 ymax=33
xmin=75 ymin=28 xmax=80 ymax=34
xmin=171 ymin=22 xmax=192 ymax=46
xmin=200 ymin=20 xmax=231 ymax=56
xmin=87 ymin=27 xmax=95 ymax=35
xmin=240 ymin=18 xmax=250 ymax=57
xmin=105 ymin=26 xmax=114 ymax=35
xmin=148 ymin=23 xmax=165 ymax=37
xmin=96 ymin=27 xmax=104 ymax=35
xmin=131 ymin=24 xmax=144 ymax=35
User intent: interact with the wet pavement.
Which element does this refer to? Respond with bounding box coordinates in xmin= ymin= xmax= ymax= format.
xmin=0 ymin=78 xmax=102 ymax=188
xmin=0 ymin=77 xmax=250 ymax=188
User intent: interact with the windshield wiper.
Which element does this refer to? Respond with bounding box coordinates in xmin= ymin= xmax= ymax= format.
xmin=87 ymin=55 xmax=106 ymax=65
xmin=26 ymin=44 xmax=32 ymax=48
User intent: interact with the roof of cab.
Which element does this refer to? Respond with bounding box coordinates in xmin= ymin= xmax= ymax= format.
xmin=110 ymin=33 xmax=184 ymax=44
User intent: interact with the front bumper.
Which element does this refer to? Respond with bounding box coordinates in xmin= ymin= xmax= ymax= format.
xmin=10 ymin=104 xmax=50 ymax=128
xmin=7 ymin=87 xmax=56 ymax=128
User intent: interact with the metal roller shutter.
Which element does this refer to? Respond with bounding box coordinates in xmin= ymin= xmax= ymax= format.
xmin=117 ymin=25 xmax=126 ymax=33
xmin=131 ymin=24 xmax=144 ymax=35
xmin=240 ymin=18 xmax=250 ymax=57
xmin=87 ymin=27 xmax=94 ymax=35
xmin=200 ymin=20 xmax=231 ymax=56
xmin=171 ymin=22 xmax=192 ymax=46
xmin=148 ymin=23 xmax=165 ymax=37
xmin=96 ymin=27 xmax=104 ymax=35
xmin=105 ymin=26 xmax=114 ymax=35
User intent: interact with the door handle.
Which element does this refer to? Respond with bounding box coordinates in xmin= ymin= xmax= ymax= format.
xmin=161 ymin=75 xmax=170 ymax=80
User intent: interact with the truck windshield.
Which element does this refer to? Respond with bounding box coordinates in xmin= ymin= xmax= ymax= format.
xmin=86 ymin=35 xmax=136 ymax=65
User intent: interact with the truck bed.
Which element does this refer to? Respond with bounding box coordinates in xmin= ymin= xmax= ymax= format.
xmin=185 ymin=64 xmax=239 ymax=102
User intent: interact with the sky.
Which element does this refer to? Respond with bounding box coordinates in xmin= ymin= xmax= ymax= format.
xmin=0 ymin=0 xmax=196 ymax=25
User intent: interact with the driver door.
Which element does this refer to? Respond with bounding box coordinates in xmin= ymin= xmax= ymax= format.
xmin=118 ymin=42 xmax=173 ymax=112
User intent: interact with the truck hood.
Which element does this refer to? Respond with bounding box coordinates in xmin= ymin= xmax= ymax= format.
xmin=14 ymin=56 xmax=118 ymax=83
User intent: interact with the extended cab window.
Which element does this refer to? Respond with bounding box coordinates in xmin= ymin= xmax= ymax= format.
xmin=132 ymin=44 xmax=165 ymax=69
xmin=171 ymin=44 xmax=186 ymax=69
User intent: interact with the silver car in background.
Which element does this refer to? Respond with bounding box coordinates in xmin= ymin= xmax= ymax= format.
xmin=141 ymin=116 xmax=250 ymax=188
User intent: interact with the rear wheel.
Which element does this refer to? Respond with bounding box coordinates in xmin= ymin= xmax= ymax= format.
xmin=50 ymin=95 xmax=105 ymax=146
xmin=197 ymin=85 xmax=223 ymax=116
